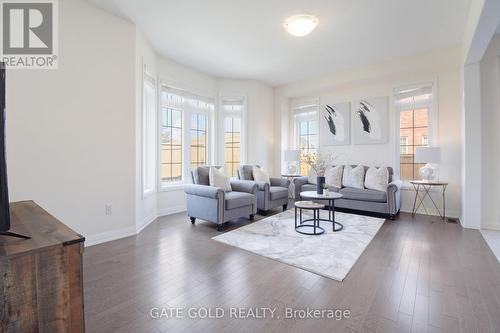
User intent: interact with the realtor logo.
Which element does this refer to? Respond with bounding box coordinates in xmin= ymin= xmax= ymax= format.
xmin=1 ymin=0 xmax=58 ymax=69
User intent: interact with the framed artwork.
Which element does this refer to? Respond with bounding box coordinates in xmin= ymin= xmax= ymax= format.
xmin=319 ymin=102 xmax=350 ymax=146
xmin=351 ymin=97 xmax=388 ymax=144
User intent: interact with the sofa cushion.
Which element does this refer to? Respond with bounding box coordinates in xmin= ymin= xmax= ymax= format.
xmin=253 ymin=166 xmax=270 ymax=184
xmin=225 ymin=191 xmax=254 ymax=210
xmin=339 ymin=187 xmax=387 ymax=203
xmin=269 ymin=186 xmax=288 ymax=201
xmin=238 ymin=165 xmax=255 ymax=181
xmin=209 ymin=167 xmax=232 ymax=192
xmin=192 ymin=166 xmax=210 ymax=185
xmin=365 ymin=166 xmax=389 ymax=191
xmin=325 ymin=165 xmax=343 ymax=188
xmin=342 ymin=165 xmax=365 ymax=189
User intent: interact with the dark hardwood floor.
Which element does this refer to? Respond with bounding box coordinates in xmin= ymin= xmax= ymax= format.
xmin=83 ymin=210 xmax=500 ymax=333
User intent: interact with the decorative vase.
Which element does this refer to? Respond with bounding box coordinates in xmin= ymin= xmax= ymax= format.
xmin=316 ymin=176 xmax=325 ymax=194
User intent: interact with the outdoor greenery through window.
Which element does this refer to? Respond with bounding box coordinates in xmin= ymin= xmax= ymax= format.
xmin=395 ymin=84 xmax=433 ymax=181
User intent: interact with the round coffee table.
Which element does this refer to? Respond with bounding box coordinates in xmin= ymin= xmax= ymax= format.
xmin=294 ymin=201 xmax=325 ymax=235
xmin=299 ymin=191 xmax=343 ymax=232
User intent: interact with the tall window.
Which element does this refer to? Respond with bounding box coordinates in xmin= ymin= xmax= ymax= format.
xmin=395 ymin=84 xmax=434 ymax=181
xmin=161 ymin=87 xmax=214 ymax=186
xmin=142 ymin=73 xmax=156 ymax=195
xmin=190 ymin=113 xmax=208 ymax=169
xmin=293 ymin=101 xmax=318 ymax=176
xmin=160 ymin=107 xmax=183 ymax=182
xmin=222 ymin=97 xmax=245 ymax=177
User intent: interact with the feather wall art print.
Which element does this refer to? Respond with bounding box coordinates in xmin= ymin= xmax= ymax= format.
xmin=319 ymin=102 xmax=350 ymax=146
xmin=351 ymin=97 xmax=388 ymax=145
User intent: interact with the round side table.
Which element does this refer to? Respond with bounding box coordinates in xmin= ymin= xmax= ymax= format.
xmin=294 ymin=201 xmax=325 ymax=235
xmin=299 ymin=191 xmax=344 ymax=232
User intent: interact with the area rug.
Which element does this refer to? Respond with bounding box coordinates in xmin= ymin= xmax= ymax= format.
xmin=212 ymin=209 xmax=385 ymax=281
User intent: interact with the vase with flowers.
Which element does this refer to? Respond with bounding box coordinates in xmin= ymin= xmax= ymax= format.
xmin=301 ymin=152 xmax=336 ymax=194
xmin=322 ymin=183 xmax=330 ymax=196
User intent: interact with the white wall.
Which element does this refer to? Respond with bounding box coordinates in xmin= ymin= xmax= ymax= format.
xmin=135 ymin=29 xmax=159 ymax=232
xmin=6 ymin=0 xmax=137 ymax=244
xmin=479 ymin=36 xmax=500 ymax=230
xmin=275 ymin=46 xmax=463 ymax=218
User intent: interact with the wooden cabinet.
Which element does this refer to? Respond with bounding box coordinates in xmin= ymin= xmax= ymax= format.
xmin=0 ymin=201 xmax=85 ymax=332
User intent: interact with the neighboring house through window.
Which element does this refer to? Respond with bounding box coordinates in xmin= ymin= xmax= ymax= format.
xmin=394 ymin=83 xmax=434 ymax=181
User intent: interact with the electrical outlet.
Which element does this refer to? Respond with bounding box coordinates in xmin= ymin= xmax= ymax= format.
xmin=105 ymin=204 xmax=112 ymax=215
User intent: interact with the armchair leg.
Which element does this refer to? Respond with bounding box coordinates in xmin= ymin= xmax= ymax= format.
xmin=249 ymin=214 xmax=255 ymax=221
xmin=190 ymin=217 xmax=196 ymax=224
xmin=216 ymin=224 xmax=224 ymax=231
xmin=283 ymin=204 xmax=288 ymax=211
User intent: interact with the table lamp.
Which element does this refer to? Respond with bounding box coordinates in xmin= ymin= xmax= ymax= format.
xmin=414 ymin=147 xmax=440 ymax=181
xmin=284 ymin=150 xmax=300 ymax=174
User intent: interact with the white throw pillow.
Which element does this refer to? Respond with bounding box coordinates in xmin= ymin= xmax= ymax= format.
xmin=325 ymin=165 xmax=344 ymax=188
xmin=209 ymin=167 xmax=232 ymax=192
xmin=252 ymin=166 xmax=270 ymax=184
xmin=308 ymin=168 xmax=317 ymax=185
xmin=342 ymin=165 xmax=365 ymax=189
xmin=365 ymin=167 xmax=389 ymax=192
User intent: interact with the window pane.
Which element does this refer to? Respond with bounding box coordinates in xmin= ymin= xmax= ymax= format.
xmin=161 ymin=107 xmax=183 ymax=182
xmin=308 ymin=121 xmax=317 ymax=135
xmin=224 ymin=116 xmax=241 ymax=177
xmin=398 ymin=103 xmax=431 ymax=181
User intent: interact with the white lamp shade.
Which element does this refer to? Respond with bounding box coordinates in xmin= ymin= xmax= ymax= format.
xmin=284 ymin=150 xmax=300 ymax=162
xmin=414 ymin=147 xmax=440 ymax=163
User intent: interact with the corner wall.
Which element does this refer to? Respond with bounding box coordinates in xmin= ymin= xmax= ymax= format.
xmin=6 ymin=0 xmax=137 ymax=244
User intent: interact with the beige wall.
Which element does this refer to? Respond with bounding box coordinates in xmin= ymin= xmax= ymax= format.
xmin=275 ymin=46 xmax=463 ymax=218
xmin=6 ymin=0 xmax=137 ymax=243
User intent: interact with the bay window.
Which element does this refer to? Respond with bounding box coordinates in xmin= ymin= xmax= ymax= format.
xmin=160 ymin=86 xmax=214 ymax=187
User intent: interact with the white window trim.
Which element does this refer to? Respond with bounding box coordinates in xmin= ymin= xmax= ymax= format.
xmin=393 ymin=80 xmax=439 ymax=189
xmin=158 ymin=83 xmax=216 ymax=191
xmin=141 ymin=65 xmax=157 ymax=198
xmin=219 ymin=95 xmax=247 ymax=171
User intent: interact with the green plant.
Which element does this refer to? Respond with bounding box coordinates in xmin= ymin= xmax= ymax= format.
xmin=322 ymin=183 xmax=329 ymax=189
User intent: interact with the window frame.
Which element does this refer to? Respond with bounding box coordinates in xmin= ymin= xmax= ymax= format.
xmin=292 ymin=99 xmax=319 ymax=176
xmin=394 ymin=81 xmax=438 ymax=186
xmin=142 ymin=70 xmax=157 ymax=198
xmin=219 ymin=95 xmax=247 ymax=178
xmin=159 ymin=84 xmax=215 ymax=191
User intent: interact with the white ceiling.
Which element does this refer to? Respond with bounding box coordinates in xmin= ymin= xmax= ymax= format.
xmin=85 ymin=0 xmax=472 ymax=86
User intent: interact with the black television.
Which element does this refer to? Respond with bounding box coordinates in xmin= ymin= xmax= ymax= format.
xmin=0 ymin=62 xmax=29 ymax=239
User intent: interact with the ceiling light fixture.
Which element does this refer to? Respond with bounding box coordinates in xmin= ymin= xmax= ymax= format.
xmin=283 ymin=14 xmax=319 ymax=37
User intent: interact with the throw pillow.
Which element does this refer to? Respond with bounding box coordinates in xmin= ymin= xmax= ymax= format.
xmin=308 ymin=168 xmax=318 ymax=185
xmin=252 ymin=166 xmax=270 ymax=184
xmin=209 ymin=167 xmax=232 ymax=192
xmin=365 ymin=167 xmax=389 ymax=192
xmin=342 ymin=165 xmax=365 ymax=189
xmin=325 ymin=165 xmax=344 ymax=188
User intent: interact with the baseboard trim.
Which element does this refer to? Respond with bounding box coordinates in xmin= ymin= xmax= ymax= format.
xmin=85 ymin=206 xmax=187 ymax=247
xmin=400 ymin=208 xmax=460 ymax=219
xmin=157 ymin=205 xmax=186 ymax=216
xmin=84 ymin=225 xmax=137 ymax=247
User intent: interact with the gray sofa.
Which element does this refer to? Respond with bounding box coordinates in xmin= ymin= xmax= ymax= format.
xmin=237 ymin=165 xmax=290 ymax=215
xmin=294 ymin=166 xmax=402 ymax=219
xmin=185 ymin=166 xmax=258 ymax=231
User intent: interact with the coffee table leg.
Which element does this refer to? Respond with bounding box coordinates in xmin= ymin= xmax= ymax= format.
xmin=314 ymin=209 xmax=317 ymax=234
xmin=294 ymin=206 xmax=297 ymax=228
